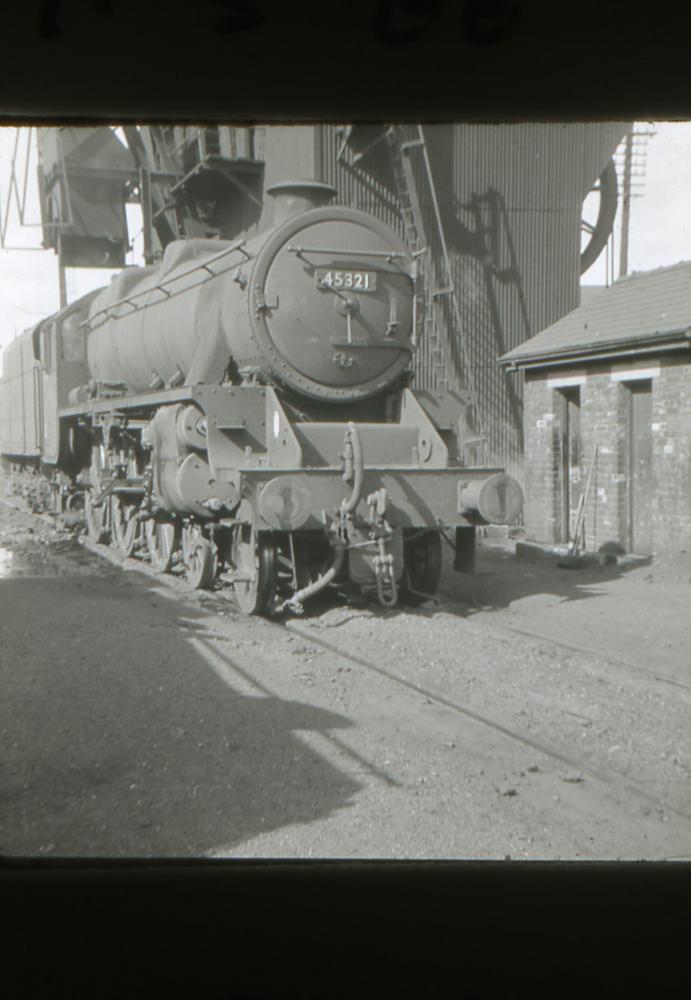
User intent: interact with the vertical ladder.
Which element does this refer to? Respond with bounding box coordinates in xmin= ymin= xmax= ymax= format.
xmin=385 ymin=124 xmax=450 ymax=393
xmin=385 ymin=124 xmax=485 ymax=449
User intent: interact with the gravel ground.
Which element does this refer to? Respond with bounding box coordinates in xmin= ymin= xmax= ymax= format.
xmin=1 ymin=489 xmax=690 ymax=860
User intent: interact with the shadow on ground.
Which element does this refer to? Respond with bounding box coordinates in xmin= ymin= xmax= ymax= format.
xmin=294 ymin=541 xmax=653 ymax=625
xmin=437 ymin=542 xmax=654 ymax=614
xmin=0 ymin=540 xmax=361 ymax=858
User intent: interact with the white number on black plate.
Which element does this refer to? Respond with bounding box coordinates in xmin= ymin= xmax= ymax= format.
xmin=316 ymin=269 xmax=377 ymax=292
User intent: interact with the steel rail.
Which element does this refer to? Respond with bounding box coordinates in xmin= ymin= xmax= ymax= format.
xmin=191 ymin=632 xmax=399 ymax=789
xmin=456 ymin=615 xmax=691 ymax=695
xmin=278 ymin=616 xmax=691 ymax=825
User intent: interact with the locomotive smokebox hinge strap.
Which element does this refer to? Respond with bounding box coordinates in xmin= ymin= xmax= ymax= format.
xmin=254 ymin=288 xmax=279 ymax=313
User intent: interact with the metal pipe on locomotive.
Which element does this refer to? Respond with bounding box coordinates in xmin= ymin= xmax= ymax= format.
xmin=0 ymin=180 xmax=523 ymax=613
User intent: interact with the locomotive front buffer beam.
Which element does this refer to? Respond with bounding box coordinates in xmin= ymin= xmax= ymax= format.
xmin=238 ymin=450 xmax=521 ymax=611
xmin=199 ymin=387 xmax=522 ymax=607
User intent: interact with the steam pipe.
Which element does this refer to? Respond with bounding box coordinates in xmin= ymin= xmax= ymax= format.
xmin=277 ymin=543 xmax=346 ymax=613
xmin=341 ymin=423 xmax=364 ymax=514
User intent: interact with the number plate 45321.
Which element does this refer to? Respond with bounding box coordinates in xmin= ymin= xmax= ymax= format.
xmin=315 ymin=269 xmax=377 ymax=292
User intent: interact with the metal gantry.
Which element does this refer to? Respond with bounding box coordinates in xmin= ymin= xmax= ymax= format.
xmin=385 ymin=124 xmax=485 ymax=448
xmin=2 ymin=125 xmax=265 ymax=306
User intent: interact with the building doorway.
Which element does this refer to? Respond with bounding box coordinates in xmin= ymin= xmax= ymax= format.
xmin=625 ymin=379 xmax=653 ymax=555
xmin=558 ymin=387 xmax=581 ymax=544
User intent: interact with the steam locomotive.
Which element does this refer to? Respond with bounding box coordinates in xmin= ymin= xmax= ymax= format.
xmin=0 ymin=180 xmax=523 ymax=613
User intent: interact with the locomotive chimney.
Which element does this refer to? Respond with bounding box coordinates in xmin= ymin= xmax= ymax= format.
xmin=267 ymin=180 xmax=337 ymax=224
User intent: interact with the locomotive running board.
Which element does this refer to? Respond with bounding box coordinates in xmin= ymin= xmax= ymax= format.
xmin=59 ymin=385 xmax=200 ymax=418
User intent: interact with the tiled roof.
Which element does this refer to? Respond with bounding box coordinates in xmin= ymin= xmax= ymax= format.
xmin=578 ymin=285 xmax=609 ymax=307
xmin=501 ymin=261 xmax=691 ymax=365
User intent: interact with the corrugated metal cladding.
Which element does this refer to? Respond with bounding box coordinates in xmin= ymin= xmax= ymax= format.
xmin=314 ymin=122 xmax=627 ymax=473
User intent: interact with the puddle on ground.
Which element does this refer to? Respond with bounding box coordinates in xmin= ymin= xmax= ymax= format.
xmin=0 ymin=546 xmax=12 ymax=577
xmin=0 ymin=541 xmax=110 ymax=579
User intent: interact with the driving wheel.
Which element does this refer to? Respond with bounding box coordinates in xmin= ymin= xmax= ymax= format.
xmin=181 ymin=523 xmax=217 ymax=590
xmin=145 ymin=520 xmax=179 ymax=574
xmin=85 ymin=445 xmax=110 ymax=544
xmin=400 ymin=529 xmax=442 ymax=605
xmin=230 ymin=523 xmax=277 ymax=615
xmin=111 ymin=495 xmax=140 ymax=557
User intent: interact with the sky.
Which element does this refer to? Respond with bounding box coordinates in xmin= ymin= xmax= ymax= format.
xmin=581 ymin=122 xmax=691 ymax=286
xmin=1 ymin=122 xmax=691 ymax=369
xmin=0 ymin=126 xmax=145 ymax=368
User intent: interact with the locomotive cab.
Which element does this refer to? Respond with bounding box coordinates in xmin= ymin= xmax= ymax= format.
xmin=35 ymin=293 xmax=99 ymax=468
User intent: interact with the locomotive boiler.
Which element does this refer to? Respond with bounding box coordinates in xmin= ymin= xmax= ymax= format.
xmin=1 ymin=180 xmax=523 ymax=613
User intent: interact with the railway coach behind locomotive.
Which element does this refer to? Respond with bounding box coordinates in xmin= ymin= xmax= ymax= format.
xmin=1 ymin=180 xmax=523 ymax=613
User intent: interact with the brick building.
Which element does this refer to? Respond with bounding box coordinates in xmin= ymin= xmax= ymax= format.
xmin=500 ymin=262 xmax=691 ymax=556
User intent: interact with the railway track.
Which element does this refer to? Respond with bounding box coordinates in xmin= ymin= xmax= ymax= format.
xmin=83 ymin=531 xmax=691 ymax=828
xmin=298 ymin=597 xmax=691 ymax=697
xmin=468 ymin=618 xmax=691 ymax=695
xmin=4 ymin=493 xmax=690 ymax=833
xmin=275 ymin=616 xmax=691 ymax=826
xmin=3 ymin=487 xmax=685 ymax=692
xmin=196 ymin=593 xmax=691 ymax=831
xmin=4 ymin=489 xmax=684 ymax=699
